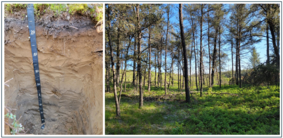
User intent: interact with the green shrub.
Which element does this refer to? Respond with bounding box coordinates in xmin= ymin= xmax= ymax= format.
xmin=243 ymin=63 xmax=279 ymax=85
xmin=5 ymin=112 xmax=25 ymax=135
xmin=171 ymin=122 xmax=184 ymax=134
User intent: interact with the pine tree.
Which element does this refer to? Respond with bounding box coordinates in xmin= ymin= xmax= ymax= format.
xmin=179 ymin=4 xmax=190 ymax=103
xmin=229 ymin=4 xmax=262 ymax=88
xmin=250 ymin=48 xmax=260 ymax=68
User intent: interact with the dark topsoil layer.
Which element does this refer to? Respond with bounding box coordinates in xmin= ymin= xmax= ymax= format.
xmin=4 ymin=8 xmax=100 ymax=38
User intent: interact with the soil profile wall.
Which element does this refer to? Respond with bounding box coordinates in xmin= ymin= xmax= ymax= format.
xmin=4 ymin=17 xmax=103 ymax=134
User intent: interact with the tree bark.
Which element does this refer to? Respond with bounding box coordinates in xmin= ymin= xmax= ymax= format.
xmin=219 ymin=26 xmax=221 ymax=88
xmin=193 ymin=23 xmax=198 ymax=91
xmin=179 ymin=4 xmax=190 ymax=103
xmin=208 ymin=24 xmax=211 ymax=87
xmin=266 ymin=24 xmax=270 ymax=65
xmin=190 ymin=41 xmax=192 ymax=87
xmin=136 ymin=4 xmax=143 ymax=108
xmin=107 ymin=4 xmax=120 ymax=116
xmin=148 ymin=26 xmax=151 ymax=92
xmin=116 ymin=21 xmax=121 ymax=91
xmin=236 ymin=38 xmax=239 ymax=85
xmin=200 ymin=4 xmax=203 ymax=96
xmin=239 ymin=31 xmax=242 ymax=88
xmin=132 ymin=22 xmax=137 ymax=86
xmin=143 ymin=66 xmax=146 ymax=87
xmin=208 ymin=16 xmax=211 ymax=87
xmin=106 ymin=61 xmax=110 ymax=92
xmin=124 ymin=68 xmax=126 ymax=92
xmin=236 ymin=17 xmax=239 ymax=85
xmin=171 ymin=51 xmax=174 ymax=86
xmin=158 ymin=44 xmax=161 ymax=87
xmin=231 ymin=39 xmax=234 ymax=79
xmin=164 ymin=6 xmax=170 ymax=95
xmin=155 ymin=50 xmax=157 ymax=87
xmin=178 ymin=48 xmax=180 ymax=90
xmin=211 ymin=27 xmax=218 ymax=86
xmin=268 ymin=21 xmax=279 ymax=67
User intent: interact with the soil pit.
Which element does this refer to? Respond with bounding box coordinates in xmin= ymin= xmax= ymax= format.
xmin=4 ymin=12 xmax=103 ymax=134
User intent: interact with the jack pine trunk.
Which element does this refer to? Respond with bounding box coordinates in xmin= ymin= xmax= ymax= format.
xmin=200 ymin=4 xmax=203 ymax=96
xmin=108 ymin=4 xmax=120 ymax=116
xmin=219 ymin=26 xmax=221 ymax=88
xmin=164 ymin=6 xmax=169 ymax=95
xmin=136 ymin=4 xmax=143 ymax=108
xmin=211 ymin=27 xmax=218 ymax=86
xmin=148 ymin=26 xmax=151 ymax=92
xmin=179 ymin=4 xmax=190 ymax=103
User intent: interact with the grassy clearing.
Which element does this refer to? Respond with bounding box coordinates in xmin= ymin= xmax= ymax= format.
xmin=113 ymin=70 xmax=231 ymax=91
xmin=105 ymin=80 xmax=280 ymax=134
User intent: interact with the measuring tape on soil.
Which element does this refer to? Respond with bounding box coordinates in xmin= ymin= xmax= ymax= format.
xmin=27 ymin=4 xmax=45 ymax=130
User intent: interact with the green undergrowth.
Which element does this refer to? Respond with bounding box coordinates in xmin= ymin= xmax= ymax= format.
xmin=4 ymin=4 xmax=103 ymax=23
xmin=105 ymin=84 xmax=280 ymax=134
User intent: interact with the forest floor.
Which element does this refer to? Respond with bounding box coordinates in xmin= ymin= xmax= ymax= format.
xmin=105 ymin=82 xmax=280 ymax=134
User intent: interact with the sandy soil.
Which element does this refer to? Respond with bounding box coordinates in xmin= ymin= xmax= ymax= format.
xmin=4 ymin=11 xmax=103 ymax=135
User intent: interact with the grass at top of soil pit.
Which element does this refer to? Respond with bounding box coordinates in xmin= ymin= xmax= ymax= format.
xmin=4 ymin=4 xmax=103 ymax=25
xmin=105 ymin=84 xmax=280 ymax=134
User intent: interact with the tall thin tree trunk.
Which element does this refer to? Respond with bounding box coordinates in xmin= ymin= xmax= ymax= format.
xmin=268 ymin=22 xmax=279 ymax=67
xmin=148 ymin=26 xmax=151 ymax=92
xmin=106 ymin=62 xmax=110 ymax=92
xmin=143 ymin=67 xmax=146 ymax=87
xmin=180 ymin=64 xmax=184 ymax=91
xmin=277 ymin=26 xmax=279 ymax=52
xmin=116 ymin=22 xmax=121 ymax=90
xmin=178 ymin=53 xmax=180 ymax=90
xmin=239 ymin=33 xmax=242 ymax=88
xmin=165 ymin=6 xmax=170 ymax=95
xmin=159 ymin=38 xmax=163 ymax=87
xmin=231 ymin=39 xmax=233 ymax=80
xmin=133 ymin=29 xmax=136 ymax=86
xmin=171 ymin=52 xmax=174 ymax=86
xmin=190 ymin=43 xmax=192 ymax=87
xmin=124 ymin=69 xmax=126 ymax=92
xmin=158 ymin=45 xmax=161 ymax=87
xmin=179 ymin=4 xmax=190 ymax=103
xmin=203 ymin=68 xmax=205 ymax=85
xmin=120 ymin=61 xmax=123 ymax=93
xmin=178 ymin=48 xmax=181 ymax=90
xmin=194 ymin=35 xmax=198 ymax=90
xmin=200 ymin=4 xmax=203 ymax=96
xmin=136 ymin=4 xmax=143 ymax=108
xmin=182 ymin=68 xmax=184 ymax=90
xmin=216 ymin=68 xmax=219 ymax=85
xmin=191 ymin=19 xmax=198 ymax=91
xmin=236 ymin=40 xmax=239 ymax=85
xmin=211 ymin=27 xmax=218 ymax=86
xmin=239 ymin=46 xmax=241 ymax=87
xmin=155 ymin=51 xmax=157 ymax=87
xmin=208 ymin=19 xmax=211 ymax=87
xmin=219 ymin=26 xmax=221 ymax=88
xmin=236 ymin=19 xmax=239 ymax=85
xmin=108 ymin=4 xmax=120 ymax=116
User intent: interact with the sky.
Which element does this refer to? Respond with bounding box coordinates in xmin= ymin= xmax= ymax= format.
xmin=119 ymin=4 xmax=277 ymax=75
